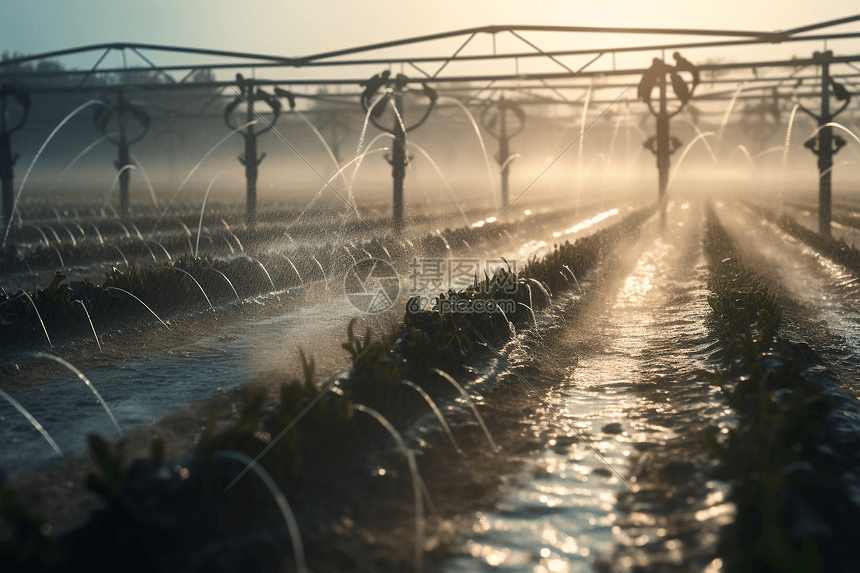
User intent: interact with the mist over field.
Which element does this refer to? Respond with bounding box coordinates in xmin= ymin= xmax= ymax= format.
xmin=3 ymin=6 xmax=860 ymax=573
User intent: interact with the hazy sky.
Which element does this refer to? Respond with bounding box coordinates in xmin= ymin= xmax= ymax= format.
xmin=3 ymin=1 xmax=859 ymax=67
xmin=2 ymin=2 xmax=858 ymax=205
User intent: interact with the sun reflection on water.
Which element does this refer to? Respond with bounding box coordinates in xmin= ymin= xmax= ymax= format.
xmin=442 ymin=201 xmax=735 ymax=571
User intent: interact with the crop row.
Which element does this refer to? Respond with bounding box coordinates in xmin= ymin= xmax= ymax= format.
xmin=2 ymin=203 xmax=599 ymax=276
xmin=0 ymin=202 xmax=621 ymax=348
xmin=747 ymin=201 xmax=860 ymax=276
xmin=0 ymin=210 xmax=533 ymax=348
xmin=2 ymin=217 xmax=373 ymax=274
xmin=703 ymin=205 xmax=860 ymax=572
xmin=5 ymin=205 xmax=368 ymax=251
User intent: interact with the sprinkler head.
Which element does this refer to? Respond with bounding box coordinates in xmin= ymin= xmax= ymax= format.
xmin=273 ymin=87 xmax=296 ymax=110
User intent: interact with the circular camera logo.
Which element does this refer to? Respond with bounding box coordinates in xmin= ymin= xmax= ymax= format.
xmin=344 ymin=258 xmax=400 ymax=314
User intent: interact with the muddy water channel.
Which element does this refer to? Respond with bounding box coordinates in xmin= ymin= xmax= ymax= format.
xmin=441 ymin=200 xmax=733 ymax=572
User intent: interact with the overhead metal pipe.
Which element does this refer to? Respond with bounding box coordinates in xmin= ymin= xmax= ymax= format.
xmin=6 ymin=32 xmax=860 ymax=81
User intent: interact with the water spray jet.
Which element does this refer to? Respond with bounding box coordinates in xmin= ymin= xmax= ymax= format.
xmin=400 ymin=379 xmax=462 ymax=454
xmin=104 ymin=287 xmax=171 ymax=331
xmin=157 ymin=267 xmax=215 ymax=316
xmin=353 ymin=403 xmax=430 ymax=573
xmin=76 ymin=300 xmax=102 ymax=351
xmin=2 ymin=98 xmax=109 ymax=248
xmin=430 ymin=368 xmax=498 ymax=452
xmin=214 ymin=450 xmax=307 ymax=573
xmin=19 ymin=291 xmax=52 ymax=348
xmin=0 ymin=387 xmax=63 ymax=457
xmin=34 ymin=352 xmax=121 ymax=437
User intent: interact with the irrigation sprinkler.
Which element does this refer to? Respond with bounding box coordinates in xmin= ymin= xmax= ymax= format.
xmin=797 ymin=50 xmax=853 ymax=236
xmin=740 ymin=88 xmax=782 ymax=152
xmin=481 ymin=95 xmax=525 ymax=209
xmin=224 ymin=73 xmax=282 ymax=229
xmin=638 ymin=52 xmax=699 ymax=216
xmin=0 ymin=83 xmax=33 ymax=224
xmin=94 ymin=88 xmax=151 ymax=218
xmin=359 ymin=71 xmax=437 ymax=229
xmin=272 ymin=86 xmax=297 ymax=108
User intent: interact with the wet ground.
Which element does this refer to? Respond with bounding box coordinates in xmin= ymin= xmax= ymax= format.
xmin=782 ymin=201 xmax=860 ymax=249
xmin=6 ymin=193 xmax=860 ymax=571
xmin=437 ymin=199 xmax=733 ymax=572
xmin=714 ymin=200 xmax=860 ymax=395
xmin=0 ymin=202 xmax=634 ymax=476
xmin=711 ymin=199 xmax=860 ymax=515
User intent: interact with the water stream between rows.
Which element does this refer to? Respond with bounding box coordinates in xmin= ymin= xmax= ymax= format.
xmin=442 ymin=200 xmax=733 ymax=572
